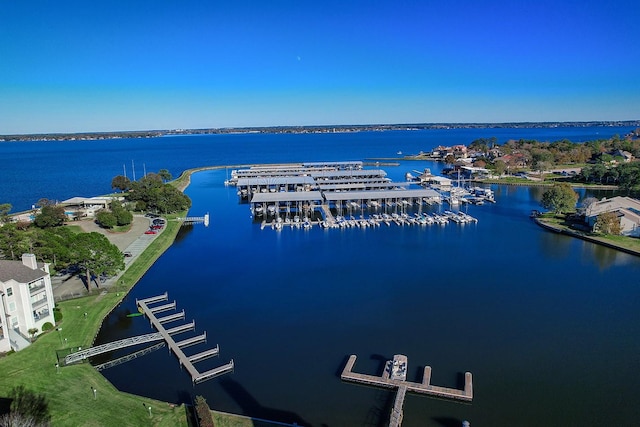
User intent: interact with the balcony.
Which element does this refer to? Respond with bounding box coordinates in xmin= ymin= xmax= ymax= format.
xmin=34 ymin=309 xmax=50 ymax=321
xmin=31 ymin=297 xmax=49 ymax=310
xmin=29 ymin=282 xmax=46 ymax=295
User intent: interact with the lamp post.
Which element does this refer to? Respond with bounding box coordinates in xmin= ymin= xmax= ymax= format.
xmin=56 ymin=327 xmax=62 ymax=345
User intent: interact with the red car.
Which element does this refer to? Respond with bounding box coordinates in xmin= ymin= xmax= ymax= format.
xmin=144 ymin=230 xmax=157 ymax=235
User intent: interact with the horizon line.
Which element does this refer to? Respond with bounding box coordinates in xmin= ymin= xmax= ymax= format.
xmin=2 ymin=119 xmax=639 ymax=138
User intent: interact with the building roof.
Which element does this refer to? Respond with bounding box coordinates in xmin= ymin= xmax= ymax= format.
xmin=250 ymin=191 xmax=324 ymax=203
xmin=586 ymin=196 xmax=640 ymax=218
xmin=0 ymin=260 xmax=46 ymax=284
xmin=324 ymin=188 xmax=441 ymax=201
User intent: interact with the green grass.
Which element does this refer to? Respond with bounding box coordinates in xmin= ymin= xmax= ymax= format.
xmin=536 ymin=215 xmax=640 ymax=255
xmin=0 ymin=293 xmax=188 ymax=426
xmin=0 ymin=170 xmax=296 ymax=426
xmin=0 ymin=212 xmax=191 ymax=426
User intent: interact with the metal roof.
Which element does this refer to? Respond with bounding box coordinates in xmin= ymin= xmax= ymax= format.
xmin=324 ymin=188 xmax=441 ymax=201
xmin=250 ymin=191 xmax=324 ymax=203
xmin=237 ymin=176 xmax=316 ymax=186
xmin=310 ymin=169 xmax=387 ymax=179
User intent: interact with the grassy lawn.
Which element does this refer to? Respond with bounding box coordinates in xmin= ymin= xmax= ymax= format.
xmin=0 ymin=201 xmax=293 ymax=426
xmin=536 ymin=214 xmax=640 ymax=255
xmin=0 ymin=292 xmax=189 ymax=426
xmin=0 ymin=214 xmax=190 ymax=426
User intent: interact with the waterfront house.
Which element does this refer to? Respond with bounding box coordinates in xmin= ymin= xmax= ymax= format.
xmin=585 ymin=196 xmax=640 ymax=237
xmin=59 ymin=196 xmax=121 ymax=219
xmin=0 ymin=254 xmax=56 ymax=352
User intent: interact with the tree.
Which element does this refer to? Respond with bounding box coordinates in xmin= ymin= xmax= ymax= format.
xmin=71 ymin=232 xmax=124 ymax=291
xmin=444 ymin=154 xmax=455 ymax=165
xmin=0 ymin=223 xmax=28 ymax=260
xmin=34 ymin=205 xmax=66 ymax=228
xmin=594 ymin=211 xmax=622 ymax=235
xmin=0 ymin=203 xmax=11 ymax=223
xmin=110 ymin=201 xmax=132 ymax=226
xmin=158 ymin=169 xmax=172 ymax=182
xmin=27 ymin=328 xmax=38 ymax=342
xmin=194 ymin=396 xmax=214 ymax=427
xmin=493 ymin=159 xmax=507 ymax=176
xmin=127 ymin=174 xmax=190 ymax=213
xmin=95 ymin=210 xmax=117 ymax=228
xmin=111 ymin=175 xmax=131 ymax=192
xmin=7 ymin=385 xmax=51 ymax=426
xmin=541 ymin=183 xmax=578 ymax=215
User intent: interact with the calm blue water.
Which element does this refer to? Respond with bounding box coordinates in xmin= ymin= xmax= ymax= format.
xmin=3 ymin=128 xmax=639 ymax=426
xmin=0 ymin=126 xmax=632 ymax=212
xmin=92 ymin=165 xmax=640 ymax=427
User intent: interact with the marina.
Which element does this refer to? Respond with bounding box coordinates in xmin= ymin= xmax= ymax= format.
xmin=342 ymin=354 xmax=473 ymax=426
xmin=228 ymin=161 xmax=488 ymax=230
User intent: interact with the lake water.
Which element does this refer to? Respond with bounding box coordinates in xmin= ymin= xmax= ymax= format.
xmin=3 ymin=127 xmax=640 ymax=426
xmin=1 ymin=126 xmax=633 ymax=212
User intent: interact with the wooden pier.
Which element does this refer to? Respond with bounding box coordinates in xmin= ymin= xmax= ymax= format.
xmin=341 ymin=354 xmax=472 ymax=426
xmin=136 ymin=293 xmax=234 ymax=384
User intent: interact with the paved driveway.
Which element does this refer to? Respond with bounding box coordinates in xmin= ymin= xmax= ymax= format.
xmin=51 ymin=215 xmax=162 ymax=300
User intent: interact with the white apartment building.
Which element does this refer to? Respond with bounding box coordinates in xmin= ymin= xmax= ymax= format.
xmin=0 ymin=254 xmax=56 ymax=352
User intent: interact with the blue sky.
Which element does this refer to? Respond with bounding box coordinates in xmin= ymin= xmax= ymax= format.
xmin=1 ymin=0 xmax=639 ymax=134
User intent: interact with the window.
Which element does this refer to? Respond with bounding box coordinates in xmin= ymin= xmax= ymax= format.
xmin=6 ymin=287 xmax=12 ymax=297
xmin=8 ymin=302 xmax=16 ymax=312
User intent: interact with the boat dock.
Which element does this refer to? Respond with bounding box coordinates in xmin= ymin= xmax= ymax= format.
xmin=341 ymin=354 xmax=472 ymax=426
xmin=136 ymin=293 xmax=234 ymax=384
xmin=229 ymin=162 xmax=490 ymax=231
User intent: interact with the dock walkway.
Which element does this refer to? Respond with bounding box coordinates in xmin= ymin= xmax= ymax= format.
xmin=341 ymin=354 xmax=472 ymax=426
xmin=137 ymin=293 xmax=233 ymax=384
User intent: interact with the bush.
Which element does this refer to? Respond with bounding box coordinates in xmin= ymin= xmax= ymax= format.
xmin=8 ymin=385 xmax=51 ymax=425
xmin=194 ymin=395 xmax=214 ymax=427
xmin=42 ymin=322 xmax=54 ymax=331
xmin=96 ymin=210 xmax=117 ymax=228
xmin=53 ymin=307 xmax=62 ymax=323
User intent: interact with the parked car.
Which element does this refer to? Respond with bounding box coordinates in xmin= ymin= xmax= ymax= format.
xmin=123 ymin=251 xmax=133 ymax=257
xmin=144 ymin=230 xmax=157 ymax=235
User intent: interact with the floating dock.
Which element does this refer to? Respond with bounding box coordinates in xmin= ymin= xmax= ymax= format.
xmin=136 ymin=293 xmax=233 ymax=384
xmin=341 ymin=354 xmax=472 ymax=426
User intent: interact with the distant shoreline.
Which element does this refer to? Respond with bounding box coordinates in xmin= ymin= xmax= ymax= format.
xmin=2 ymin=120 xmax=638 ymax=142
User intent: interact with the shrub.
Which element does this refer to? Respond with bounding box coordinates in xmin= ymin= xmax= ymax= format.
xmin=194 ymin=395 xmax=214 ymax=427
xmin=42 ymin=322 xmax=54 ymax=331
xmin=8 ymin=385 xmax=51 ymax=425
xmin=53 ymin=307 xmax=62 ymax=323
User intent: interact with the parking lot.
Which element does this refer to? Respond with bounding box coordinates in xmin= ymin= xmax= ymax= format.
xmin=51 ymin=215 xmax=162 ymax=300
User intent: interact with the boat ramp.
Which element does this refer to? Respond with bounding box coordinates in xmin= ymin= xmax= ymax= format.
xmin=342 ymin=354 xmax=472 ymax=426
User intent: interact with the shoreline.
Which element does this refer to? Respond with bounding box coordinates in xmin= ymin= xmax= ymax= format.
xmin=0 ymin=166 xmax=293 ymax=426
xmin=533 ymin=217 xmax=640 ymax=257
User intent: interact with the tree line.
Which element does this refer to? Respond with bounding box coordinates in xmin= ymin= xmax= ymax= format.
xmin=0 ymin=169 xmax=191 ymax=290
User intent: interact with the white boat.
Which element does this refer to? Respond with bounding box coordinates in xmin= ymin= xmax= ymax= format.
xmin=389 ymin=354 xmax=408 ymax=381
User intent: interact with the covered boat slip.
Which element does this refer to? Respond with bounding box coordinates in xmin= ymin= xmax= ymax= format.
xmin=317 ymin=181 xmax=411 ymax=192
xmin=325 ymin=188 xmax=442 ymax=210
xmin=250 ymin=191 xmax=324 ymax=217
xmin=231 ymin=161 xmax=363 ymax=180
xmin=237 ymin=176 xmax=316 ymax=194
xmin=249 ymin=188 xmax=442 ymax=218
xmin=309 ymin=169 xmax=387 ymax=180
